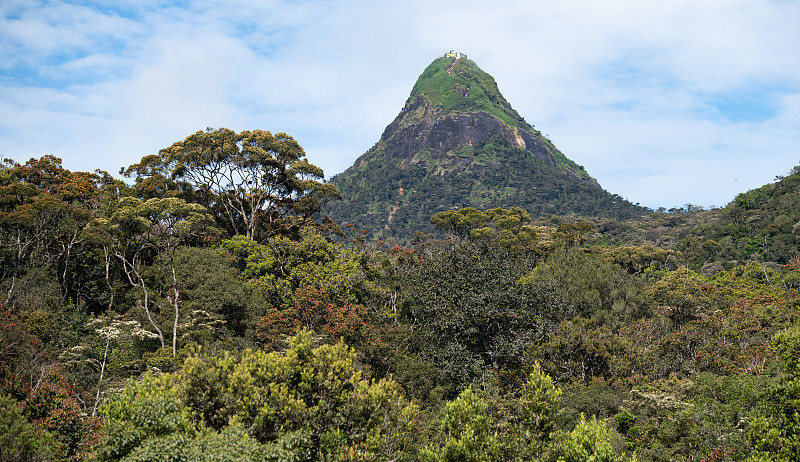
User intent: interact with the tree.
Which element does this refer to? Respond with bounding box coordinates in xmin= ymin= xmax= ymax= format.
xmin=0 ymin=309 xmax=56 ymax=394
xmin=403 ymin=238 xmax=541 ymax=391
xmin=59 ymin=313 xmax=160 ymax=416
xmin=94 ymin=330 xmax=418 ymax=461
xmin=420 ymin=387 xmax=504 ymax=462
xmin=91 ymin=197 xmax=218 ymax=356
xmin=431 ymin=207 xmax=491 ymax=240
xmin=221 ymin=226 xmax=379 ymax=348
xmin=256 ymin=285 xmax=374 ymax=350
xmin=514 ymin=362 xmax=564 ymax=459
xmin=122 ymin=128 xmax=340 ymax=240
xmin=531 ymin=317 xmax=635 ymax=385
xmin=518 ymin=246 xmax=650 ymax=331
xmin=0 ymin=156 xmax=107 ymax=309
xmin=0 ymin=393 xmax=60 ymax=462
xmin=1 ymin=310 xmax=101 ymax=460
xmin=749 ymin=325 xmax=800 ymax=461
xmin=644 ymin=266 xmax=710 ymax=329
xmin=172 ymin=246 xmax=262 ymax=339
xmin=552 ymin=414 xmax=627 ymax=462
xmin=431 ymin=207 xmax=532 ymax=242
xmin=600 ymin=245 xmax=680 ymax=276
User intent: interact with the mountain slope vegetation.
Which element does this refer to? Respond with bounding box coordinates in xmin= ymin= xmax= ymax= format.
xmin=327 ymin=54 xmax=646 ymax=242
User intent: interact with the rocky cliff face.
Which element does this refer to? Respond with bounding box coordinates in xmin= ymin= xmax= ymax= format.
xmin=326 ymin=53 xmax=645 ymax=241
xmin=380 ymin=95 xmax=556 ymax=168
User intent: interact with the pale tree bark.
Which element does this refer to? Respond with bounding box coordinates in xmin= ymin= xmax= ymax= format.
xmin=116 ymin=253 xmax=165 ymax=349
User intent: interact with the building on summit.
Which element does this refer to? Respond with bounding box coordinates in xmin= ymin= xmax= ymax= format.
xmin=444 ymin=50 xmax=466 ymax=59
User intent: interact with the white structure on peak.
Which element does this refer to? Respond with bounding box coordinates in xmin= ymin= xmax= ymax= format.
xmin=444 ymin=50 xmax=466 ymax=59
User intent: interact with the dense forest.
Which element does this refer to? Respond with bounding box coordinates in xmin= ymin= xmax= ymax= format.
xmin=4 ymin=129 xmax=800 ymax=461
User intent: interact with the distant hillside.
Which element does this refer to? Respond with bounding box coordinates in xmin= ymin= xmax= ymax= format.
xmin=326 ymin=52 xmax=647 ymax=241
xmin=582 ymin=164 xmax=800 ymax=272
xmin=684 ymin=165 xmax=800 ymax=267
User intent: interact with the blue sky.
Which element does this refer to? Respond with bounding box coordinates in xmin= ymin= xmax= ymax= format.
xmin=2 ymin=0 xmax=799 ymax=209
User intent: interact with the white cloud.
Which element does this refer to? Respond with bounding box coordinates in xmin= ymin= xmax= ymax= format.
xmin=1 ymin=0 xmax=799 ymax=209
xmin=1 ymin=2 xmax=144 ymax=74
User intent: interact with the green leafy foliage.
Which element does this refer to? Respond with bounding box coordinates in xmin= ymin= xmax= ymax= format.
xmin=0 ymin=156 xmax=119 ymax=317
xmin=7 ymin=122 xmax=800 ymax=462
xmin=400 ymin=237 xmax=541 ymax=392
xmin=553 ymin=414 xmax=626 ymax=462
xmin=515 ymin=362 xmax=564 ymax=458
xmin=172 ymin=246 xmax=263 ymax=339
xmin=1 ymin=310 xmax=101 ymax=461
xmin=420 ymin=388 xmax=503 ymax=462
xmin=531 ymin=317 xmax=636 ymax=384
xmin=94 ymin=196 xmax=220 ymax=355
xmin=94 ymin=330 xmax=418 ymax=462
xmin=519 ymin=245 xmax=651 ymax=330
xmin=0 ymin=392 xmax=61 ymax=462
xmin=748 ymin=326 xmax=800 ymax=461
xmin=619 ymin=372 xmax=767 ymax=461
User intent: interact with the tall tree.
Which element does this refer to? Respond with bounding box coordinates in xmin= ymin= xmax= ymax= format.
xmin=403 ymin=237 xmax=541 ymax=391
xmin=419 ymin=387 xmax=504 ymax=462
xmin=122 ymin=128 xmax=339 ymax=240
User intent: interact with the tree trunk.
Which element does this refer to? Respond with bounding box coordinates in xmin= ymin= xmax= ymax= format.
xmin=92 ymin=338 xmax=111 ymax=416
xmin=171 ymin=264 xmax=180 ymax=358
xmin=118 ymin=257 xmax=164 ymax=349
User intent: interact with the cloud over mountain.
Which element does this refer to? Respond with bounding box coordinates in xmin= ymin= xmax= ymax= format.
xmin=1 ymin=0 xmax=799 ymax=209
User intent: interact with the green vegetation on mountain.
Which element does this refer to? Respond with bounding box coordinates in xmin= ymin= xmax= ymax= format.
xmin=327 ymin=53 xmax=645 ymax=242
xmin=689 ymin=165 xmax=800 ymax=266
xmin=411 ymin=56 xmax=524 ymax=129
xmin=594 ymin=165 xmax=800 ymax=274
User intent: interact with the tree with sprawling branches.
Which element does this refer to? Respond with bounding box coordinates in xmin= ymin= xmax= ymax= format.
xmin=122 ymin=128 xmax=339 ymax=240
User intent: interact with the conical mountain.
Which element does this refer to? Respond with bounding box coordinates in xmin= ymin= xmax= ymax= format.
xmin=327 ymin=52 xmax=645 ymax=240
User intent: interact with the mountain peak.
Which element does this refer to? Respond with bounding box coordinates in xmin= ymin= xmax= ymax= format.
xmin=383 ymin=53 xmax=587 ymax=179
xmin=326 ymin=54 xmax=646 ymax=241
xmin=408 ymin=53 xmax=524 ymax=129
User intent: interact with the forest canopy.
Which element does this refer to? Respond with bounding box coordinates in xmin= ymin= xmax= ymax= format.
xmin=3 ymin=133 xmax=800 ymax=461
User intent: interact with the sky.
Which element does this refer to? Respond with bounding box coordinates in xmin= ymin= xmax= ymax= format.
xmin=1 ymin=0 xmax=799 ymax=210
